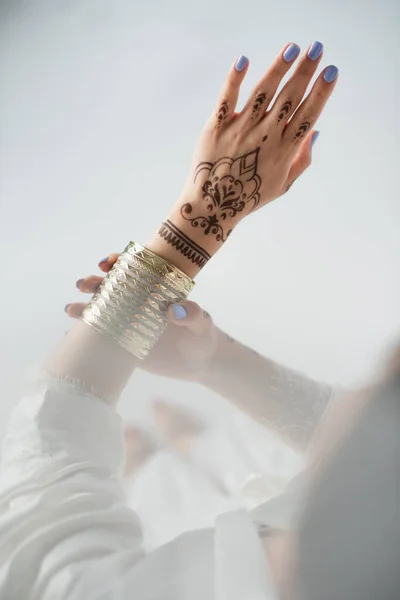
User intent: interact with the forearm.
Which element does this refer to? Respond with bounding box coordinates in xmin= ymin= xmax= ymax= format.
xmin=45 ymin=319 xmax=137 ymax=403
xmin=200 ymin=329 xmax=336 ymax=452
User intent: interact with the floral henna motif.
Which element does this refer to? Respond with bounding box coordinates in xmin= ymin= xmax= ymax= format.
xmin=293 ymin=120 xmax=311 ymax=143
xmin=216 ymin=101 xmax=229 ymax=127
xmin=252 ymin=92 xmax=266 ymax=118
xmin=180 ymin=206 xmax=228 ymax=242
xmin=277 ymin=100 xmax=292 ymax=124
xmin=181 ymin=148 xmax=262 ymax=242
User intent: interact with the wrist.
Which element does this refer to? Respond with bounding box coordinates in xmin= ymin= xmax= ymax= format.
xmin=197 ymin=327 xmax=237 ymax=387
xmin=145 ymin=226 xmax=205 ymax=279
xmin=146 ymin=195 xmax=239 ymax=278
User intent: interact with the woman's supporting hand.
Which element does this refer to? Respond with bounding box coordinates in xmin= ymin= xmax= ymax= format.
xmin=147 ymin=42 xmax=338 ymax=276
xmin=66 ymin=255 xmax=219 ymax=381
xmin=67 ymin=254 xmax=335 ymax=451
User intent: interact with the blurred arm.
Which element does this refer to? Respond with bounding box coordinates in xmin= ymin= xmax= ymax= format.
xmin=201 ymin=329 xmax=338 ymax=452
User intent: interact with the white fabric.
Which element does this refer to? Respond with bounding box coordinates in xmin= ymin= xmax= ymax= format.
xmin=124 ymin=415 xmax=304 ymax=551
xmin=190 ymin=413 xmax=304 ymax=506
xmin=125 ymin=450 xmax=242 ymax=551
xmin=0 ymin=376 xmax=279 ymax=600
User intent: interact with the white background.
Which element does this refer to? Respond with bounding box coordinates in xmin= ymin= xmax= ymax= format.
xmin=0 ymin=0 xmax=398 ymax=439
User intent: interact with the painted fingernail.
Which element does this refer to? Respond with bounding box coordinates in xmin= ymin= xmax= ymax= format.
xmin=283 ymin=43 xmax=300 ymax=63
xmin=64 ymin=304 xmax=71 ymax=313
xmin=308 ymin=41 xmax=323 ymax=61
xmin=172 ymin=304 xmax=187 ymax=320
xmin=311 ymin=131 xmax=320 ymax=146
xmin=76 ymin=279 xmax=83 ymax=289
xmin=98 ymin=257 xmax=109 ymax=265
xmin=235 ymin=55 xmax=249 ymax=72
xmin=324 ymin=65 xmax=338 ymax=83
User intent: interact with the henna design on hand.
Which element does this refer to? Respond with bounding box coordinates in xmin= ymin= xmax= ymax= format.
xmin=216 ymin=101 xmax=229 ymax=128
xmin=277 ymin=100 xmax=292 ymax=124
xmin=158 ymin=220 xmax=211 ymax=268
xmin=252 ymin=92 xmax=266 ymax=118
xmin=293 ymin=121 xmax=311 ymax=143
xmin=181 ymin=148 xmax=262 ymax=242
xmin=203 ymin=310 xmax=211 ymax=319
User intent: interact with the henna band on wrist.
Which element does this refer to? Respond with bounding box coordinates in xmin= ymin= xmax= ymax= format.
xmin=81 ymin=242 xmax=195 ymax=359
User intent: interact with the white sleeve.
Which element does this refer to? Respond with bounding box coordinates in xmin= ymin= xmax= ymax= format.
xmin=257 ymin=360 xmax=341 ymax=451
xmin=0 ymin=374 xmax=272 ymax=600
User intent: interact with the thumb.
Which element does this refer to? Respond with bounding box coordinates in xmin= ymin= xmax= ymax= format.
xmin=284 ymin=130 xmax=319 ymax=192
xmin=167 ymin=300 xmax=213 ymax=337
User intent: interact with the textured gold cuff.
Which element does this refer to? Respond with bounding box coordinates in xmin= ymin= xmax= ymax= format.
xmin=82 ymin=242 xmax=195 ymax=359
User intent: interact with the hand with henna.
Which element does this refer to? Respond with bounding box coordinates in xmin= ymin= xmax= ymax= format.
xmin=58 ymin=42 xmax=338 ymax=402
xmin=149 ymin=42 xmax=338 ymax=275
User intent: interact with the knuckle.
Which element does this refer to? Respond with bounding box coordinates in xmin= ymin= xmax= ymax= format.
xmin=271 ymin=64 xmax=285 ymax=79
xmin=297 ymin=64 xmax=312 ymax=78
xmin=313 ymin=87 xmax=325 ymax=102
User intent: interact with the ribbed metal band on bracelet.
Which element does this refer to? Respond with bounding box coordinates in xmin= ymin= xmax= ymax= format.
xmin=81 ymin=241 xmax=195 ymax=359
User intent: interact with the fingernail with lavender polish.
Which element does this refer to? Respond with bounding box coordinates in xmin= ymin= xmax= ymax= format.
xmin=324 ymin=65 xmax=338 ymax=83
xmin=76 ymin=279 xmax=83 ymax=289
xmin=172 ymin=304 xmax=187 ymax=320
xmin=64 ymin=304 xmax=71 ymax=313
xmin=99 ymin=257 xmax=109 ymax=264
xmin=283 ymin=43 xmax=300 ymax=63
xmin=235 ymin=55 xmax=249 ymax=72
xmin=311 ymin=131 xmax=320 ymax=146
xmin=308 ymin=41 xmax=323 ymax=61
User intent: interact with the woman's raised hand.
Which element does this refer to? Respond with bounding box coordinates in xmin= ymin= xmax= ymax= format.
xmin=149 ymin=42 xmax=338 ymax=276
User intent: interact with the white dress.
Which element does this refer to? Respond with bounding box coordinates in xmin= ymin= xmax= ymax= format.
xmin=0 ymin=372 xmax=335 ymax=599
xmin=0 ymin=375 xmax=277 ymax=599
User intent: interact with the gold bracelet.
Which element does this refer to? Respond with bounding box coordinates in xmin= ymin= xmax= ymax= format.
xmin=82 ymin=242 xmax=195 ymax=359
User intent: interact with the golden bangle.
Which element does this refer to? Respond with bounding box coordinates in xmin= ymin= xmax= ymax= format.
xmin=82 ymin=242 xmax=195 ymax=359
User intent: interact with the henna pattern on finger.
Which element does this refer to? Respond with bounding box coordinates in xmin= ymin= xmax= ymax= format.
xmin=262 ymin=135 xmax=268 ymax=143
xmin=277 ymin=100 xmax=292 ymax=124
xmin=181 ymin=148 xmax=262 ymax=243
xmin=216 ymin=101 xmax=229 ymax=128
xmin=293 ymin=121 xmax=311 ymax=143
xmin=285 ymin=177 xmax=298 ymax=193
xmin=252 ymin=92 xmax=266 ymax=119
xmin=158 ymin=220 xmax=211 ymax=268
xmin=203 ymin=310 xmax=211 ymax=319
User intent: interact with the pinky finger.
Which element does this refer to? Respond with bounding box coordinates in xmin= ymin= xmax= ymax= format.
xmin=284 ymin=130 xmax=319 ymax=192
xmin=65 ymin=302 xmax=88 ymax=319
xmin=284 ymin=65 xmax=338 ymax=147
